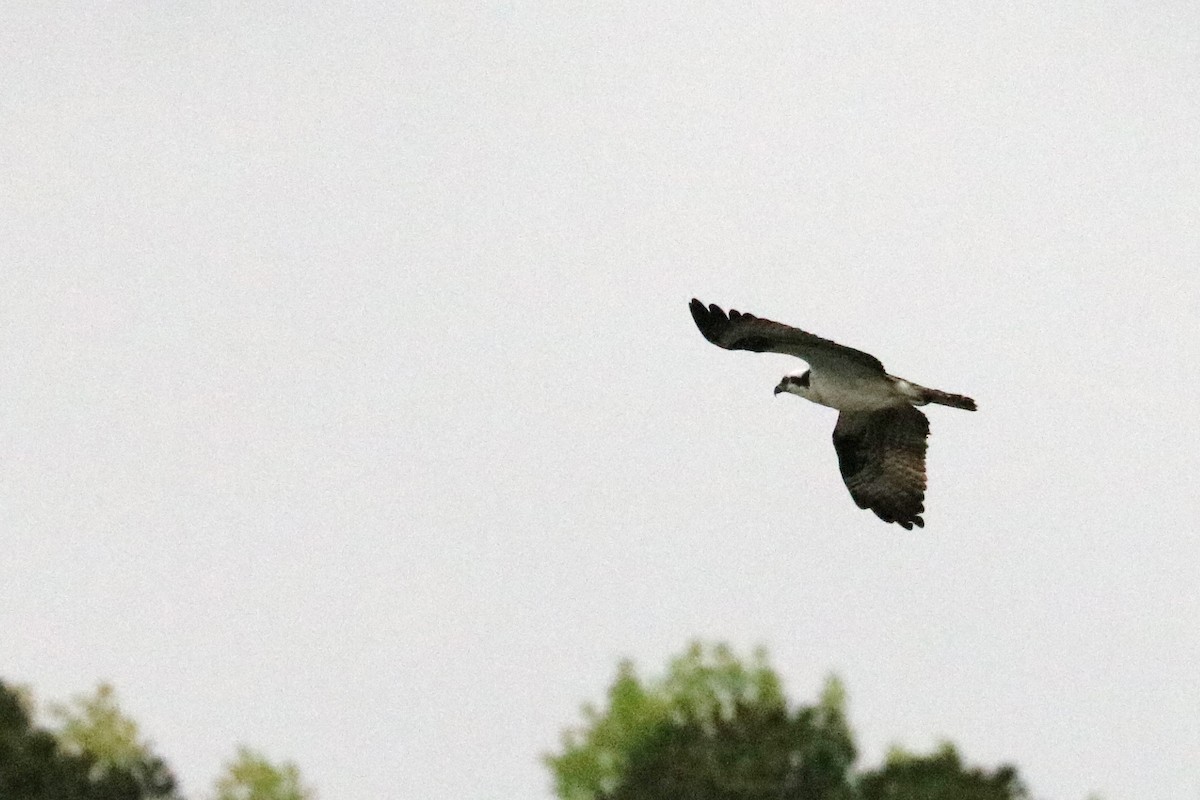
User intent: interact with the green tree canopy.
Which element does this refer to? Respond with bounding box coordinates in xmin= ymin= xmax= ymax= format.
xmin=858 ymin=743 xmax=1027 ymax=800
xmin=49 ymin=683 xmax=179 ymax=800
xmin=546 ymin=643 xmax=1030 ymax=800
xmin=212 ymin=746 xmax=314 ymax=800
xmin=546 ymin=642 xmax=855 ymax=800
xmin=0 ymin=679 xmax=177 ymax=800
xmin=2 ymin=678 xmax=316 ymax=800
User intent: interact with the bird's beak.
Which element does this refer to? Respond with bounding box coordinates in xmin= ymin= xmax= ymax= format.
xmin=773 ymin=384 xmax=783 ymax=395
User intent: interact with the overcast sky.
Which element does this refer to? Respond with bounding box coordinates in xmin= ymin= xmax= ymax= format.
xmin=3 ymin=3 xmax=1198 ymax=799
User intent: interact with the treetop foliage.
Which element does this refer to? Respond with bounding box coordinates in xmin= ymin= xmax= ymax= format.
xmin=50 ymin=683 xmax=158 ymax=779
xmin=546 ymin=642 xmax=854 ymax=800
xmin=213 ymin=747 xmax=314 ymax=800
xmin=859 ymin=742 xmax=1028 ymax=800
xmin=546 ymin=642 xmax=1027 ymax=800
xmin=0 ymin=679 xmax=179 ymax=800
xmin=0 ymin=680 xmax=313 ymax=800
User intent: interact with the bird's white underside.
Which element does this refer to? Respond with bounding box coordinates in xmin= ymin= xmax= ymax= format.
xmin=783 ymin=368 xmax=919 ymax=412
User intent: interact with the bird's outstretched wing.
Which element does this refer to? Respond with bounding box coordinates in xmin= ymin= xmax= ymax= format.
xmin=832 ymin=406 xmax=930 ymax=529
xmin=689 ymin=299 xmax=885 ymax=373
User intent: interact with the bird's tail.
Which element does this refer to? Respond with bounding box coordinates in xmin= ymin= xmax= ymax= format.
xmin=920 ymin=386 xmax=977 ymax=411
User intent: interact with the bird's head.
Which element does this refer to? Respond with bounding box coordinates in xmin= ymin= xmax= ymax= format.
xmin=774 ymin=370 xmax=811 ymax=398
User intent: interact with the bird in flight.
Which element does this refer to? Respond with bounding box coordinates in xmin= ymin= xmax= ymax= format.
xmin=689 ymin=299 xmax=976 ymax=529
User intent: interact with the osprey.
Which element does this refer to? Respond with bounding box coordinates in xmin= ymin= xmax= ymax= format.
xmin=689 ymin=299 xmax=976 ymax=529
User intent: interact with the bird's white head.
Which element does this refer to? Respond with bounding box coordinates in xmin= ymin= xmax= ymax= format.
xmin=774 ymin=369 xmax=812 ymax=399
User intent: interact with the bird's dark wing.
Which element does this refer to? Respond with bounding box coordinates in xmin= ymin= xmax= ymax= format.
xmin=832 ymin=406 xmax=930 ymax=529
xmin=689 ymin=299 xmax=885 ymax=374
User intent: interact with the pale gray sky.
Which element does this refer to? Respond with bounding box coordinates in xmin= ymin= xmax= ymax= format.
xmin=3 ymin=3 xmax=1198 ymax=799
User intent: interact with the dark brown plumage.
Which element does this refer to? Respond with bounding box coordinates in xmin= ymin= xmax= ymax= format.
xmin=688 ymin=299 xmax=885 ymax=373
xmin=832 ymin=406 xmax=930 ymax=529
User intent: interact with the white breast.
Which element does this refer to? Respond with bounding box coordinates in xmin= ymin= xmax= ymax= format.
xmin=807 ymin=369 xmax=906 ymax=411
